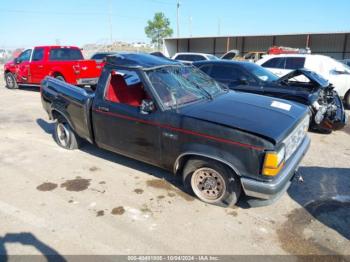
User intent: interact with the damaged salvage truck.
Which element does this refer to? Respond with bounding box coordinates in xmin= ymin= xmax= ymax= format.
xmin=41 ymin=53 xmax=310 ymax=207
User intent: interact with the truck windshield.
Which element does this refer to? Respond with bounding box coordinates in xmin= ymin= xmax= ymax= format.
xmin=147 ymin=66 xmax=225 ymax=108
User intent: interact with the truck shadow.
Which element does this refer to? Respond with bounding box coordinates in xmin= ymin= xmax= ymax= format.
xmin=18 ymin=85 xmax=40 ymax=92
xmin=0 ymin=232 xmax=66 ymax=261
xmin=36 ymin=118 xmax=184 ymax=191
xmin=287 ymin=166 xmax=350 ymax=240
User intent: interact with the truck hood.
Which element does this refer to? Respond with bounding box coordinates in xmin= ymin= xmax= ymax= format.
xmin=181 ymin=91 xmax=308 ymax=144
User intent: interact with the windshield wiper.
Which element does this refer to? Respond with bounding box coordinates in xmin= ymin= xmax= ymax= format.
xmin=191 ymin=82 xmax=214 ymax=100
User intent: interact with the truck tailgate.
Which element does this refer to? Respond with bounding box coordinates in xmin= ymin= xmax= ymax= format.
xmin=75 ymin=60 xmax=103 ymax=85
xmin=41 ymin=77 xmax=95 ymax=143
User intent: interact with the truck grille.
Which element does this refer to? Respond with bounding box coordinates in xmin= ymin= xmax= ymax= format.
xmin=283 ymin=115 xmax=309 ymax=161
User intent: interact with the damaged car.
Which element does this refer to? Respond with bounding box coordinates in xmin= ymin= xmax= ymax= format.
xmin=194 ymin=60 xmax=347 ymax=133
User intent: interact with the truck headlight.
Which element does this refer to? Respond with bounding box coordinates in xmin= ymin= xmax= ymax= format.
xmin=262 ymin=147 xmax=285 ymax=176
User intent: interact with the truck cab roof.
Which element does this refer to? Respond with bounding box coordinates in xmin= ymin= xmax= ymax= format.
xmin=105 ymin=53 xmax=181 ymax=69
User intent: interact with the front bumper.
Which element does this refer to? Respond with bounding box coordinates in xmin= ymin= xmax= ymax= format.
xmin=241 ymin=136 xmax=311 ymax=200
xmin=76 ymin=77 xmax=99 ymax=86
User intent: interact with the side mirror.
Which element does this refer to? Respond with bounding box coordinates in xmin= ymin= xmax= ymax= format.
xmin=14 ymin=58 xmax=20 ymax=64
xmin=239 ymin=76 xmax=249 ymax=85
xmin=140 ymin=99 xmax=155 ymax=115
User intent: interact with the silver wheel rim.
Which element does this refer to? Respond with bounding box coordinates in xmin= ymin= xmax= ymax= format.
xmin=191 ymin=168 xmax=226 ymax=203
xmin=6 ymin=75 xmax=14 ymax=87
xmin=57 ymin=123 xmax=69 ymax=147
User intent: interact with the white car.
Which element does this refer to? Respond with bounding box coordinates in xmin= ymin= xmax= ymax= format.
xmin=171 ymin=52 xmax=219 ymax=64
xmin=256 ymin=54 xmax=350 ymax=107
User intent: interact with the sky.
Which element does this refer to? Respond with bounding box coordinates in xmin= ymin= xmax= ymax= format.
xmin=0 ymin=0 xmax=350 ymax=49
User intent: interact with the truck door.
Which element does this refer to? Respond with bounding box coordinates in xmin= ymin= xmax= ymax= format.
xmin=92 ymin=69 xmax=161 ymax=166
xmin=15 ymin=49 xmax=32 ymax=83
xmin=30 ymin=47 xmax=47 ymax=84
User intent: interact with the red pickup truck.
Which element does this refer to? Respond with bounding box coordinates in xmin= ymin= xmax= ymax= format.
xmin=4 ymin=46 xmax=103 ymax=89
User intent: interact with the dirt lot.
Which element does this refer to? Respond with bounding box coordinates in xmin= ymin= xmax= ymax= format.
xmin=0 ymin=67 xmax=349 ymax=256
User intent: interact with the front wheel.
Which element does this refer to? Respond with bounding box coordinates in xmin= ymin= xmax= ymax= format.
xmin=183 ymin=158 xmax=241 ymax=207
xmin=53 ymin=121 xmax=80 ymax=150
xmin=5 ymin=72 xmax=18 ymax=89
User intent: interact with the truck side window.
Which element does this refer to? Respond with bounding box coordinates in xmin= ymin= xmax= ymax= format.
xmin=32 ymin=48 xmax=44 ymax=61
xmin=17 ymin=49 xmax=32 ymax=62
xmin=49 ymin=48 xmax=84 ymax=61
xmin=105 ymin=70 xmax=148 ymax=107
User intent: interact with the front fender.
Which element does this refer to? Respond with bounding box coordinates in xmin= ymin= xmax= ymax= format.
xmin=174 ymin=142 xmax=263 ymax=178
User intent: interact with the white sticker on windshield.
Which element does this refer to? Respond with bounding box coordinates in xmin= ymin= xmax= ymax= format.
xmin=271 ymin=101 xmax=292 ymax=111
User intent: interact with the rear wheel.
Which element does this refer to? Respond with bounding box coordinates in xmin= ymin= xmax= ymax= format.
xmin=5 ymin=72 xmax=18 ymax=89
xmin=53 ymin=121 xmax=80 ymax=150
xmin=183 ymin=158 xmax=241 ymax=207
xmin=55 ymin=75 xmax=65 ymax=82
xmin=345 ymin=91 xmax=350 ymax=109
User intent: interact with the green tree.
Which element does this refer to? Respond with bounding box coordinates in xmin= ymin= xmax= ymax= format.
xmin=145 ymin=12 xmax=173 ymax=51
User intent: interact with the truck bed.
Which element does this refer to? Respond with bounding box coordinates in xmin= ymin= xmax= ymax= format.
xmin=41 ymin=77 xmax=95 ymax=143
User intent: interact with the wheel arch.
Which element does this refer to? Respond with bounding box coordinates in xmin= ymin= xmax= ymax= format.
xmin=51 ymin=108 xmax=74 ymax=130
xmin=174 ymin=152 xmax=241 ymax=177
xmin=49 ymin=70 xmax=65 ymax=79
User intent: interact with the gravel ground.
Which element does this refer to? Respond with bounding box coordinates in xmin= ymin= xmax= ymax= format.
xmin=0 ymin=66 xmax=349 ymax=257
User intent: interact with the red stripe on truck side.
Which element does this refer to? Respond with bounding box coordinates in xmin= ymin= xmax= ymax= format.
xmin=93 ymin=109 xmax=264 ymax=151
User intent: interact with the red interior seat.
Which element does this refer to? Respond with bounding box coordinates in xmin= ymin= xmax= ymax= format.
xmin=106 ymin=74 xmax=146 ymax=107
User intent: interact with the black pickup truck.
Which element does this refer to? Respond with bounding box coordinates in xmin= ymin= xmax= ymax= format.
xmin=194 ymin=60 xmax=347 ymax=133
xmin=41 ymin=53 xmax=311 ymax=207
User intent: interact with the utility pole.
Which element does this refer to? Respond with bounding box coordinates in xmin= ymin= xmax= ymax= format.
xmin=217 ymin=18 xmax=221 ymax=36
xmin=108 ymin=0 xmax=113 ymax=44
xmin=176 ymin=0 xmax=180 ymax=37
xmin=189 ymin=16 xmax=192 ymax=37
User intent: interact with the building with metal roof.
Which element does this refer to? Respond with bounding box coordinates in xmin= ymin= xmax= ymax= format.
xmin=163 ymin=32 xmax=350 ymax=60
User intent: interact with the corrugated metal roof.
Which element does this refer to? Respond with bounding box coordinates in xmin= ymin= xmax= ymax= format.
xmin=164 ymin=31 xmax=350 ymax=41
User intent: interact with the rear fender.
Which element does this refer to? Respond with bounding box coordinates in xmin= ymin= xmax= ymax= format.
xmin=51 ymin=108 xmax=75 ymax=131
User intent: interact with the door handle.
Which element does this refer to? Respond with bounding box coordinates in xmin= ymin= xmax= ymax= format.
xmin=38 ymin=65 xmax=44 ymax=69
xmin=98 ymin=106 xmax=109 ymax=112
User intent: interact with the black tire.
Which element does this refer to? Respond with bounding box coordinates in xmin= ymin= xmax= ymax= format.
xmin=53 ymin=121 xmax=80 ymax=150
xmin=182 ymin=158 xmax=241 ymax=207
xmin=345 ymin=91 xmax=350 ymax=109
xmin=5 ymin=72 xmax=18 ymax=89
xmin=55 ymin=75 xmax=65 ymax=82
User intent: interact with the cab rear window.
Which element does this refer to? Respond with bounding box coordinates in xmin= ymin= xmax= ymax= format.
xmin=49 ymin=48 xmax=84 ymax=61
